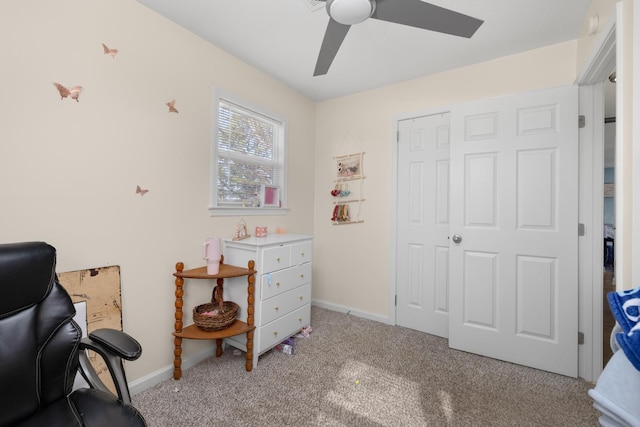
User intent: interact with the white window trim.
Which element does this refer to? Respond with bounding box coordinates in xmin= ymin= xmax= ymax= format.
xmin=209 ymin=88 xmax=289 ymax=217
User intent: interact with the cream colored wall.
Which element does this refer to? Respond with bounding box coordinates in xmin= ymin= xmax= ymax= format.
xmin=0 ymin=0 xmax=315 ymax=382
xmin=619 ymin=0 xmax=638 ymax=290
xmin=577 ymin=0 xmax=618 ymax=71
xmin=616 ymin=0 xmax=634 ymax=289
xmin=313 ymin=41 xmax=578 ymax=318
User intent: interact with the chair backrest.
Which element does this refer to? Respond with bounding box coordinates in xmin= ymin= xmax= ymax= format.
xmin=0 ymin=242 xmax=81 ymax=425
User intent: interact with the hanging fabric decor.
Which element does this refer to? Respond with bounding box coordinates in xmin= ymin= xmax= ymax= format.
xmin=331 ymin=152 xmax=365 ymax=225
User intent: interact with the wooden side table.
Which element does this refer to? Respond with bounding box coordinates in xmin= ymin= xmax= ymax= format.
xmin=172 ymin=257 xmax=256 ymax=380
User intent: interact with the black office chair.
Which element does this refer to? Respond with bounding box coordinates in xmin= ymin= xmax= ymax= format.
xmin=0 ymin=242 xmax=146 ymax=427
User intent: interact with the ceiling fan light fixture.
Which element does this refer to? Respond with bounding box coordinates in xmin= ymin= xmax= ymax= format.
xmin=327 ymin=0 xmax=375 ymax=25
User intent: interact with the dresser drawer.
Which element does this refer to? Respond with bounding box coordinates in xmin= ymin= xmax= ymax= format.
xmin=261 ymin=263 xmax=312 ymax=300
xmin=259 ymin=283 xmax=311 ymax=325
xmin=290 ymin=241 xmax=312 ymax=266
xmin=259 ymin=305 xmax=310 ymax=353
xmin=261 ymin=245 xmax=291 ymax=273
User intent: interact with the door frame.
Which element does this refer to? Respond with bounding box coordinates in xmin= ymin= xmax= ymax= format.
xmin=390 ymin=13 xmax=616 ymax=381
xmin=575 ymin=10 xmax=616 ymax=382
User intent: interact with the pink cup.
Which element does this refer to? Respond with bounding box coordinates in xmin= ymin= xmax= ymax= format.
xmin=203 ymin=237 xmax=221 ymax=275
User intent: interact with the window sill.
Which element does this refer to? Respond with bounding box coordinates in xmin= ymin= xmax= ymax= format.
xmin=209 ymin=207 xmax=290 ymax=217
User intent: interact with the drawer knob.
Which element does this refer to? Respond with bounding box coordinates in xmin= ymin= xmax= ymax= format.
xmin=299 ymin=296 xmax=303 ymax=300
xmin=276 ymin=257 xmax=280 ymax=262
xmin=300 ymin=274 xmax=304 ymax=279
xmin=298 ymin=317 xmax=302 ymax=322
xmin=276 ymin=282 xmax=281 ymax=287
xmin=273 ymin=331 xmax=278 ymax=336
xmin=274 ymin=306 xmax=279 ymax=312
xmin=301 ymin=252 xmax=304 ymax=256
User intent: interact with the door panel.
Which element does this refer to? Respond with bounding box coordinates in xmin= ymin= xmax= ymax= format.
xmin=463 ymin=251 xmax=497 ymax=328
xmin=434 ymin=246 xmax=449 ymax=314
xmin=449 ymin=85 xmax=579 ymax=377
xmin=518 ymin=149 xmax=556 ymax=229
xmin=517 ymin=255 xmax=555 ymax=339
xmin=465 ymin=153 xmax=498 ymax=227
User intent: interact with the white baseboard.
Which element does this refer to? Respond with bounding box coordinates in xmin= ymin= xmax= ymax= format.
xmin=129 ymin=346 xmax=216 ymax=396
xmin=129 ymin=301 xmax=390 ymax=395
xmin=311 ymin=299 xmax=392 ymax=325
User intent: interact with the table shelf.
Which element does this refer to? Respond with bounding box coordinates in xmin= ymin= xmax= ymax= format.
xmin=173 ymin=320 xmax=254 ymax=340
xmin=174 ymin=263 xmax=254 ymax=280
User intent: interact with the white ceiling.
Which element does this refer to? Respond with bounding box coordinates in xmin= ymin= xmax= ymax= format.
xmin=136 ymin=0 xmax=594 ymax=101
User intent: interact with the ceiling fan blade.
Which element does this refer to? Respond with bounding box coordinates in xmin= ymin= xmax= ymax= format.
xmin=372 ymin=0 xmax=483 ymax=38
xmin=314 ymin=18 xmax=351 ymax=76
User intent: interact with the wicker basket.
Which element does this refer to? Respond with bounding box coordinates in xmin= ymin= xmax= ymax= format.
xmin=193 ymin=286 xmax=239 ymax=331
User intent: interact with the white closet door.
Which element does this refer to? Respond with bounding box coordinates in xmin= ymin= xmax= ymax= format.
xmin=448 ymin=85 xmax=579 ymax=377
xmin=396 ymin=112 xmax=451 ymax=338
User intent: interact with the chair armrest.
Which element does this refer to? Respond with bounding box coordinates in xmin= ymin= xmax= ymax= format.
xmin=87 ymin=329 xmax=142 ymax=361
xmin=79 ymin=329 xmax=142 ymax=405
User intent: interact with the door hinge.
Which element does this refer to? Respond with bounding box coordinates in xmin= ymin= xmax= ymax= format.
xmin=578 ymin=331 xmax=585 ymax=345
xmin=578 ymin=223 xmax=585 ymax=236
xmin=578 ymin=115 xmax=586 ymax=128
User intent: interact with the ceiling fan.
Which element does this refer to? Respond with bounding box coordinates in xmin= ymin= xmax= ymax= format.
xmin=314 ymin=0 xmax=484 ymax=76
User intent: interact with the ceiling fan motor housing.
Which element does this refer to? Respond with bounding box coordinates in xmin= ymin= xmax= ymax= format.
xmin=327 ymin=0 xmax=376 ymax=25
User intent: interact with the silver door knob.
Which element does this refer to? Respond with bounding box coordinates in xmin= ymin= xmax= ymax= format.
xmin=452 ymin=234 xmax=462 ymax=244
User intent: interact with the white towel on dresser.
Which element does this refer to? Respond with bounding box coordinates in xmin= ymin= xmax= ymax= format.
xmin=588 ymin=350 xmax=640 ymax=427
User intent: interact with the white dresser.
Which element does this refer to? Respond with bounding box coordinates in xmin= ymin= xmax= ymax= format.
xmin=222 ymin=234 xmax=312 ymax=369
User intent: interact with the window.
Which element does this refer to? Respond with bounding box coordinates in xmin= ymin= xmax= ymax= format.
xmin=210 ymin=90 xmax=287 ymax=215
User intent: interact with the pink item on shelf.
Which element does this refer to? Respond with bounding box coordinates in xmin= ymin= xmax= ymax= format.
xmin=203 ymin=237 xmax=221 ymax=275
xmin=255 ymin=226 xmax=267 ymax=238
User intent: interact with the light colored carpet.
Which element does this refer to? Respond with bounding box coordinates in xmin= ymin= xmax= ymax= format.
xmin=133 ymin=306 xmax=599 ymax=426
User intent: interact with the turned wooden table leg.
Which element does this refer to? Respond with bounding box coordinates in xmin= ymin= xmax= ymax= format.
xmin=214 ymin=277 xmax=225 ymax=358
xmin=174 ymin=336 xmax=183 ymax=380
xmin=245 ymin=260 xmax=255 ymax=372
xmin=174 ymin=262 xmax=185 ymax=380
xmin=245 ymin=330 xmax=254 ymax=372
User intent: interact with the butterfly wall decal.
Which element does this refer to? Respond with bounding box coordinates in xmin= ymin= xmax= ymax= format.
xmin=102 ymin=43 xmax=118 ymax=58
xmin=53 ymin=82 xmax=82 ymax=102
xmin=136 ymin=185 xmax=149 ymax=196
xmin=166 ymin=99 xmax=178 ymax=113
